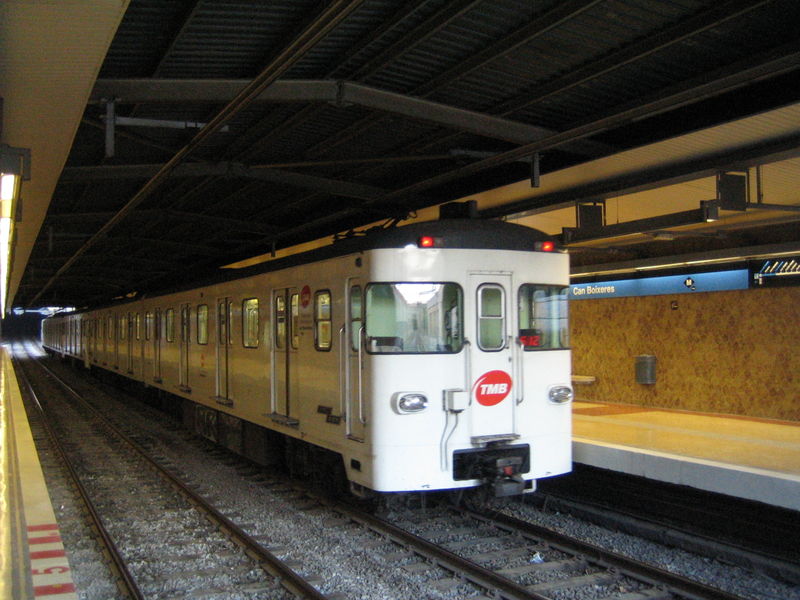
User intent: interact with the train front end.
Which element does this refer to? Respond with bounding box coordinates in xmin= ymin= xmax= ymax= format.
xmin=346 ymin=215 xmax=572 ymax=497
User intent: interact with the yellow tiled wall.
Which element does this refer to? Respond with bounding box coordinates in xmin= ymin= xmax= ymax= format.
xmin=570 ymin=286 xmax=800 ymax=421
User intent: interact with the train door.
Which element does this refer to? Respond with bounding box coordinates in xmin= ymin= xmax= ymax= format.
xmin=271 ymin=288 xmax=299 ymax=423
xmin=82 ymin=319 xmax=90 ymax=368
xmin=216 ymin=297 xmax=231 ymax=404
xmin=344 ymin=279 xmax=366 ymax=441
xmin=153 ymin=308 xmax=162 ymax=383
xmin=126 ymin=312 xmax=134 ymax=373
xmin=467 ymin=273 xmax=517 ymax=439
xmin=179 ymin=304 xmax=191 ymax=392
xmin=112 ymin=313 xmax=119 ymax=369
xmin=143 ymin=312 xmax=152 ymax=380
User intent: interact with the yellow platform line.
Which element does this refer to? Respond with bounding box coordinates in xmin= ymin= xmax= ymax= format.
xmin=0 ymin=347 xmax=77 ymax=599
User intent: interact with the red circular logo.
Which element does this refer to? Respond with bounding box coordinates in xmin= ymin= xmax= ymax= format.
xmin=473 ymin=370 xmax=513 ymax=406
xmin=300 ymin=285 xmax=311 ymax=308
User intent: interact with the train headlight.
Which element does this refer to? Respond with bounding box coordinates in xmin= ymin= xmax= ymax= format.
xmin=393 ymin=392 xmax=428 ymax=414
xmin=548 ymin=385 xmax=573 ymax=404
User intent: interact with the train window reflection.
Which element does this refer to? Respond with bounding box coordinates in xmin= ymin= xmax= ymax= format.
xmin=275 ymin=295 xmax=286 ymax=349
xmin=165 ymin=308 xmax=175 ymax=342
xmin=518 ymin=285 xmax=569 ymax=350
xmin=197 ymin=304 xmax=209 ymax=345
xmin=314 ymin=291 xmax=332 ymax=351
xmin=365 ymin=283 xmax=462 ymax=354
xmin=290 ymin=293 xmax=300 ymax=349
xmin=242 ymin=298 xmax=259 ymax=348
xmin=478 ymin=284 xmax=505 ymax=351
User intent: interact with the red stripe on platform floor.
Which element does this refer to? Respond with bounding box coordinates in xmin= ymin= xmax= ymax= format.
xmin=29 ymin=549 xmax=67 ymax=560
xmin=27 ymin=523 xmax=60 ymax=532
xmin=28 ymin=535 xmax=62 ymax=545
xmin=34 ymin=583 xmax=76 ymax=596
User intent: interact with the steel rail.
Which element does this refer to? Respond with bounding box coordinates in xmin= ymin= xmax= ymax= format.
xmin=470 ymin=507 xmax=748 ymax=600
xmin=331 ymin=501 xmax=550 ymax=600
xmin=12 ymin=354 xmax=145 ymax=600
xmin=27 ymin=352 xmax=332 ymax=600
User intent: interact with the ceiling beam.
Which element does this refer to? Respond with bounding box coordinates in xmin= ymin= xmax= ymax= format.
xmin=60 ymin=161 xmax=388 ymax=200
xmin=481 ymin=131 xmax=800 ymax=219
xmin=494 ymin=0 xmax=776 ymax=117
xmin=375 ymin=40 xmax=800 ymax=207
xmin=28 ymin=0 xmax=366 ymax=307
xmin=90 ymin=78 xmax=610 ymax=150
xmin=165 ymin=210 xmax=279 ymax=236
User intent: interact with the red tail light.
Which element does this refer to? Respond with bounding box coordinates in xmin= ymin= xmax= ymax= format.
xmin=538 ymin=240 xmax=555 ymax=252
xmin=418 ymin=236 xmax=436 ymax=248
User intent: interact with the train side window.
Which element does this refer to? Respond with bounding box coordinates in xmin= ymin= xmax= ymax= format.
xmin=107 ymin=315 xmax=113 ymax=340
xmin=227 ymin=301 xmax=234 ymax=345
xmin=518 ymin=285 xmax=570 ymax=350
xmin=243 ymin=298 xmax=259 ymax=348
xmin=135 ymin=313 xmax=141 ymax=341
xmin=290 ymin=293 xmax=300 ymax=349
xmin=275 ymin=295 xmax=286 ymax=349
xmin=197 ymin=304 xmax=209 ymax=345
xmin=165 ymin=308 xmax=175 ymax=342
xmin=145 ymin=312 xmax=153 ymax=341
xmin=314 ymin=290 xmax=332 ymax=351
xmin=119 ymin=315 xmax=127 ymax=341
xmin=350 ymin=285 xmax=362 ymax=352
xmin=478 ymin=284 xmax=505 ymax=351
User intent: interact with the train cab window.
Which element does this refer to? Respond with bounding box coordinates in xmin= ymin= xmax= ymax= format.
xmin=290 ymin=293 xmax=300 ymax=349
xmin=275 ymin=296 xmax=286 ymax=349
xmin=197 ymin=304 xmax=209 ymax=345
xmin=518 ymin=285 xmax=569 ymax=350
xmin=349 ymin=286 xmax=362 ymax=352
xmin=242 ymin=299 xmax=259 ymax=348
xmin=365 ymin=283 xmax=463 ymax=354
xmin=478 ymin=284 xmax=506 ymax=351
xmin=145 ymin=312 xmax=153 ymax=341
xmin=165 ymin=309 xmax=175 ymax=342
xmin=314 ymin=291 xmax=332 ymax=351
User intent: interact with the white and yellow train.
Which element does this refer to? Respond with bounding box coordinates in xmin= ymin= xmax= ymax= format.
xmin=42 ymin=205 xmax=573 ymax=497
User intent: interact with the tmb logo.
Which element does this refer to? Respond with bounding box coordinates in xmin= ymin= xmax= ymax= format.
xmin=473 ymin=370 xmax=513 ymax=406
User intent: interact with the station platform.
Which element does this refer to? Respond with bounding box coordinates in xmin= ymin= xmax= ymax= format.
xmin=572 ymin=400 xmax=800 ymax=512
xmin=0 ymin=346 xmax=77 ymax=599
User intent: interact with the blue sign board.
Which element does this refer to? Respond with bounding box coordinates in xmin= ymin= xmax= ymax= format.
xmin=569 ymin=269 xmax=749 ymax=300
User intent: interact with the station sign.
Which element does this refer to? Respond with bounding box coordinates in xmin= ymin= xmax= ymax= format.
xmin=569 ymin=269 xmax=749 ymax=300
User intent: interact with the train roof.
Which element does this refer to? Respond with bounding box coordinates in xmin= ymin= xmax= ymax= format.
xmin=60 ymin=216 xmax=557 ymax=313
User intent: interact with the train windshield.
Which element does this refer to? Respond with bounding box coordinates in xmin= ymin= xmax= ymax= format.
xmin=365 ymin=283 xmax=463 ymax=354
xmin=518 ymin=284 xmax=569 ymax=350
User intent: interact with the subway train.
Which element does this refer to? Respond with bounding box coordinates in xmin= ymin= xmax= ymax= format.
xmin=41 ymin=203 xmax=573 ymax=498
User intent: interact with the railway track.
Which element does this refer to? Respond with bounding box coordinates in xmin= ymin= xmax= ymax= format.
xmin=532 ymin=464 xmax=800 ymax=585
xmin=19 ymin=344 xmax=762 ymax=600
xmin=14 ymin=341 xmax=329 ymax=600
xmin=337 ymin=503 xmax=749 ymax=600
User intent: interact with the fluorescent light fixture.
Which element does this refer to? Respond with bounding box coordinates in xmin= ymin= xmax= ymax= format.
xmin=0 ymin=144 xmax=31 ymax=315
xmin=1 ymin=174 xmax=19 ymax=201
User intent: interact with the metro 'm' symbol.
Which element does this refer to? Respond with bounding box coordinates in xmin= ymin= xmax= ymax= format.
xmin=473 ymin=370 xmax=513 ymax=406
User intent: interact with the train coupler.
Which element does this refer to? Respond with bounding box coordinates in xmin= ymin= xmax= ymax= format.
xmin=492 ymin=456 xmax=525 ymax=497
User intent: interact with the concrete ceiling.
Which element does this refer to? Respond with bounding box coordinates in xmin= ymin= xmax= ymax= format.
xmin=2 ymin=0 xmax=799 ymax=309
xmin=0 ymin=0 xmax=130 ymax=309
